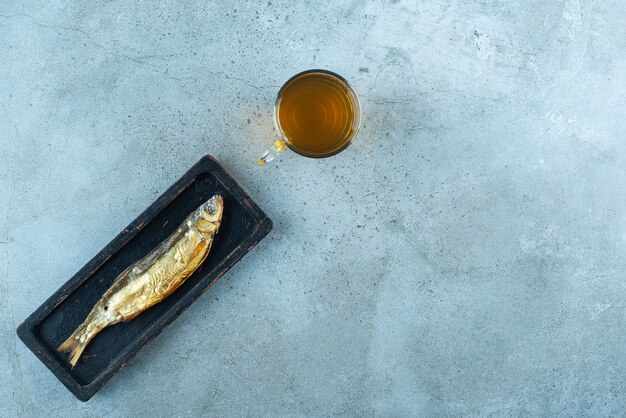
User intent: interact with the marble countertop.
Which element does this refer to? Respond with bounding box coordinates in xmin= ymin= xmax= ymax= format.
xmin=1 ymin=0 xmax=625 ymax=415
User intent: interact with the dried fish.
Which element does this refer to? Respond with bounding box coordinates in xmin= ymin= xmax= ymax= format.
xmin=58 ymin=195 xmax=224 ymax=367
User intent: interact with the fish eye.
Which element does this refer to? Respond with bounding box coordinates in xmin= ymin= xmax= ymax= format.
xmin=104 ymin=305 xmax=108 ymax=311
xmin=206 ymin=200 xmax=217 ymax=214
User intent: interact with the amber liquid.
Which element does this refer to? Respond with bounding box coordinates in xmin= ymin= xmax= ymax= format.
xmin=277 ymin=72 xmax=358 ymax=157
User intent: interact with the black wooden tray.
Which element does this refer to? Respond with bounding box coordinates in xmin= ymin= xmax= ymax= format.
xmin=16 ymin=155 xmax=272 ymax=401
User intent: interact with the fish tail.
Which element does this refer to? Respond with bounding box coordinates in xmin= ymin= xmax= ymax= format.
xmin=57 ymin=324 xmax=92 ymax=368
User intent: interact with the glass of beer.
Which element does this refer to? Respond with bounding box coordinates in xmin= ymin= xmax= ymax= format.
xmin=258 ymin=69 xmax=361 ymax=166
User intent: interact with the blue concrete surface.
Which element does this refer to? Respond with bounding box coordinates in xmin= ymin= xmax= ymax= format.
xmin=1 ymin=0 xmax=625 ymax=415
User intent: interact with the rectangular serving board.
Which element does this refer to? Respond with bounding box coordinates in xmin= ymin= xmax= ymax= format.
xmin=16 ymin=155 xmax=272 ymax=401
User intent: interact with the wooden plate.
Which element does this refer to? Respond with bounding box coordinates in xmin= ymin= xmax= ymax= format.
xmin=16 ymin=155 xmax=272 ymax=401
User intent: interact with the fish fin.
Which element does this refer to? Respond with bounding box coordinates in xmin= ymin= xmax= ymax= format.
xmin=58 ymin=326 xmax=90 ymax=368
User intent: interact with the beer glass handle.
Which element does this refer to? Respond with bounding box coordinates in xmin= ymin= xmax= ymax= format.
xmin=257 ymin=140 xmax=287 ymax=166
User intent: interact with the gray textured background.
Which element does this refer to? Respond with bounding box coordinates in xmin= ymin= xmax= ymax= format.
xmin=1 ymin=0 xmax=625 ymax=416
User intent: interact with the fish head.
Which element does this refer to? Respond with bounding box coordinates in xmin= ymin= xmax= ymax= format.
xmin=196 ymin=195 xmax=223 ymax=233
